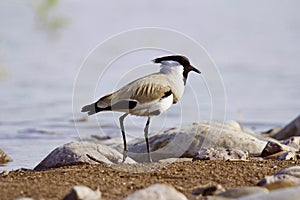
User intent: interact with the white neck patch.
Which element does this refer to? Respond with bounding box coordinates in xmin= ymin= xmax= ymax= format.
xmin=160 ymin=61 xmax=184 ymax=76
xmin=160 ymin=60 xmax=181 ymax=67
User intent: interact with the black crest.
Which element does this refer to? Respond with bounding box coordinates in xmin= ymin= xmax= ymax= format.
xmin=152 ymin=55 xmax=190 ymax=67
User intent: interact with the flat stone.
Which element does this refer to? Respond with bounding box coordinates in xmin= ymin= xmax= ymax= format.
xmin=238 ymin=185 xmax=300 ymax=200
xmin=193 ymin=148 xmax=248 ymax=161
xmin=272 ymin=115 xmax=300 ymax=140
xmin=158 ymin=158 xmax=193 ymax=163
xmin=264 ymin=180 xmax=297 ymax=190
xmin=123 ymin=184 xmax=187 ymax=200
xmin=63 ymin=185 xmax=101 ymax=200
xmin=216 ymin=187 xmax=268 ymax=198
xmin=124 ymin=121 xmax=268 ymax=162
xmin=0 ymin=148 xmax=11 ymax=164
xmin=35 ymin=141 xmax=136 ymax=170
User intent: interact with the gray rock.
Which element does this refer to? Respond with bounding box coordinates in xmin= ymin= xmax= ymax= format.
xmin=35 ymin=141 xmax=136 ymax=170
xmin=0 ymin=148 xmax=11 ymax=164
xmin=192 ymin=148 xmax=248 ymax=161
xmin=216 ymin=187 xmax=269 ymax=198
xmin=238 ymin=185 xmax=300 ymax=200
xmin=123 ymin=184 xmax=187 ymax=200
xmin=257 ymin=166 xmax=300 ymax=186
xmin=272 ymin=115 xmax=300 ymax=140
xmin=261 ymin=127 xmax=283 ymax=138
xmin=277 ymin=166 xmax=300 ymax=178
xmin=63 ymin=186 xmax=101 ymax=200
xmin=281 ymin=136 xmax=300 ymax=150
xmin=124 ymin=121 xmax=267 ymax=162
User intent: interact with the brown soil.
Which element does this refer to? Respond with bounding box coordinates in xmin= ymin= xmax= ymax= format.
xmin=1 ymin=160 xmax=299 ymax=200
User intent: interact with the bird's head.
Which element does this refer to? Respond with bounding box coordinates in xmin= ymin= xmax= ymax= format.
xmin=152 ymin=55 xmax=201 ymax=79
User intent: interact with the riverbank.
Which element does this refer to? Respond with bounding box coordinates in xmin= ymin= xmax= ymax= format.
xmin=1 ymin=160 xmax=300 ymax=200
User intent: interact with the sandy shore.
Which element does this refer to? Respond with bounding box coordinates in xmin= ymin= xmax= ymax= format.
xmin=1 ymin=160 xmax=299 ymax=200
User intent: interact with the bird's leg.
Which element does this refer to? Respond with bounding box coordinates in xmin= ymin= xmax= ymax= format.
xmin=144 ymin=117 xmax=152 ymax=163
xmin=119 ymin=113 xmax=129 ymax=163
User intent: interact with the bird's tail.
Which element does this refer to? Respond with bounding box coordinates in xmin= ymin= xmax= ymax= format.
xmin=81 ymin=103 xmax=103 ymax=115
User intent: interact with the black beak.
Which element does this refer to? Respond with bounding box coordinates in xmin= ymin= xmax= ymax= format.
xmin=190 ymin=65 xmax=201 ymax=74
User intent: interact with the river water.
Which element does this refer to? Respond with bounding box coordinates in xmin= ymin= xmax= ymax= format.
xmin=0 ymin=1 xmax=299 ymax=171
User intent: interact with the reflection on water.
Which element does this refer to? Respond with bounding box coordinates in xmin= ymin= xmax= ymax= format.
xmin=0 ymin=1 xmax=299 ymax=171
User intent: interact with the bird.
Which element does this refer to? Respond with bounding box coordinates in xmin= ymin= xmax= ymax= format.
xmin=81 ymin=55 xmax=201 ymax=163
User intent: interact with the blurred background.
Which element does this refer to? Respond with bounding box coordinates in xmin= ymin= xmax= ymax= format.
xmin=0 ymin=0 xmax=299 ymax=170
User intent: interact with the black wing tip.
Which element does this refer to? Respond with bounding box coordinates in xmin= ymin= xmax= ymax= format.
xmin=81 ymin=104 xmax=98 ymax=115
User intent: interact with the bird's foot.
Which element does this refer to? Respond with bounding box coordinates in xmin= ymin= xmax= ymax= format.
xmin=148 ymin=154 xmax=153 ymax=163
xmin=122 ymin=149 xmax=128 ymax=163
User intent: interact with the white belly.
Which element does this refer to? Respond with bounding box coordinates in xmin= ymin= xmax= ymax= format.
xmin=130 ymin=94 xmax=174 ymax=116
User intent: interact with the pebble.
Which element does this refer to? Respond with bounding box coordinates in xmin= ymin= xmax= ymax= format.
xmin=191 ymin=184 xmax=225 ymax=196
xmin=63 ymin=185 xmax=101 ymax=200
xmin=193 ymin=148 xmax=248 ymax=161
xmin=0 ymin=147 xmax=11 ymax=164
xmin=123 ymin=184 xmax=187 ymax=200
xmin=2 ymin=170 xmax=9 ymax=177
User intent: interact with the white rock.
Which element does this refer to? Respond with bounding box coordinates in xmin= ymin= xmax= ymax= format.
xmin=277 ymin=151 xmax=297 ymax=160
xmin=224 ymin=120 xmax=242 ymax=131
xmin=238 ymin=185 xmax=300 ymax=200
xmin=124 ymin=184 xmax=187 ymax=200
xmin=258 ymin=166 xmax=300 ymax=186
xmin=35 ymin=141 xmax=136 ymax=170
xmin=125 ymin=121 xmax=268 ymax=162
xmin=193 ymin=148 xmax=249 ymax=161
xmin=273 ymin=115 xmax=300 ymax=140
xmin=63 ymin=186 xmax=101 ymax=200
xmin=281 ymin=136 xmax=300 ymax=150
